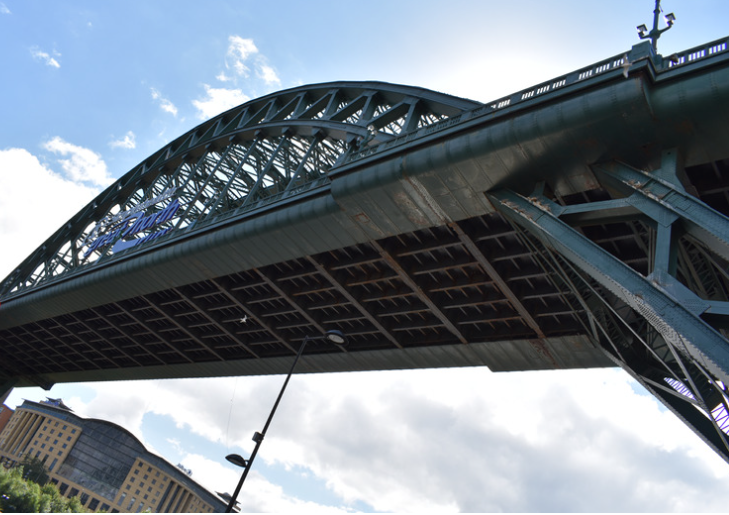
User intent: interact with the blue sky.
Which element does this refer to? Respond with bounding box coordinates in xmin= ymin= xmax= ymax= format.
xmin=3 ymin=0 xmax=729 ymax=511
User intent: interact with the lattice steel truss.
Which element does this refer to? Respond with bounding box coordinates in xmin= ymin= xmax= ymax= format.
xmin=0 ymin=82 xmax=479 ymax=298
xmin=491 ymin=152 xmax=729 ymax=461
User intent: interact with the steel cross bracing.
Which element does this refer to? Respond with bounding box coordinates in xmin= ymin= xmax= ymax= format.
xmin=490 ymin=151 xmax=729 ymax=462
xmin=0 ymin=83 xmax=479 ymax=298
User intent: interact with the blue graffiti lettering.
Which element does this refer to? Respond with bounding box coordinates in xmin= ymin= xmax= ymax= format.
xmin=85 ymin=199 xmax=180 ymax=257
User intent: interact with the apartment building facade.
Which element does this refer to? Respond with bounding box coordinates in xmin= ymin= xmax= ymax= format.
xmin=0 ymin=398 xmax=226 ymax=513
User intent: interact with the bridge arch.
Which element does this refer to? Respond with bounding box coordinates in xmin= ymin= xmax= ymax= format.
xmin=1 ymin=82 xmax=480 ymax=298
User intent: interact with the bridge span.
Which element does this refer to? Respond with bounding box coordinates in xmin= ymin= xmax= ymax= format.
xmin=2 ymin=38 xmax=729 ymax=461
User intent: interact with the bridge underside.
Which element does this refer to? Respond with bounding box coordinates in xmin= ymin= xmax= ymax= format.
xmin=1 ymin=206 xmax=612 ymax=387
xmin=0 ymin=155 xmax=726 ymax=384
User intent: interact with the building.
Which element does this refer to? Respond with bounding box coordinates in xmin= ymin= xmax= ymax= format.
xmin=0 ymin=398 xmax=227 ymax=513
xmin=0 ymin=404 xmax=12 ymax=434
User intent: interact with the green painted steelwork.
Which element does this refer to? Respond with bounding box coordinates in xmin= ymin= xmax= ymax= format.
xmin=1 ymin=34 xmax=729 ymax=464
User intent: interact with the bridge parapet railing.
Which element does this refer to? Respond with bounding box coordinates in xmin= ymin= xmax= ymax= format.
xmin=662 ymin=36 xmax=729 ymax=70
xmin=345 ymin=36 xmax=729 ymax=165
xmin=345 ymin=49 xmax=632 ymax=164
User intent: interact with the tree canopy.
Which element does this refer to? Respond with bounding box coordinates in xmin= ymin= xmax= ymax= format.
xmin=0 ymin=465 xmax=85 ymax=513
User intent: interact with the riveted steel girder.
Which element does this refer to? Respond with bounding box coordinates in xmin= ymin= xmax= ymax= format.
xmin=489 ymin=156 xmax=729 ymax=462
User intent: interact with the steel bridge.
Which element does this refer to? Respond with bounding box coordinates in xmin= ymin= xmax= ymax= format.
xmin=2 ymin=38 xmax=729 ymax=463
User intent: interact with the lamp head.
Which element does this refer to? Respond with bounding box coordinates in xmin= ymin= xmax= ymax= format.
xmin=325 ymin=329 xmax=347 ymax=346
xmin=225 ymin=454 xmax=248 ymax=468
xmin=637 ymin=24 xmax=648 ymax=37
xmin=665 ymin=12 xmax=675 ymax=26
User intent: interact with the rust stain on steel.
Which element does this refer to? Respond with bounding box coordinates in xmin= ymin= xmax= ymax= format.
xmin=528 ymin=338 xmax=561 ymax=369
xmin=449 ymin=221 xmax=547 ymax=340
xmin=372 ymin=240 xmax=469 ymax=345
xmin=393 ymin=191 xmax=429 ymax=226
xmin=306 ymin=256 xmax=402 ymax=349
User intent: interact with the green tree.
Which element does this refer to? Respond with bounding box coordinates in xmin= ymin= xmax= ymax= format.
xmin=0 ymin=466 xmax=85 ymax=512
xmin=19 ymin=456 xmax=50 ymax=486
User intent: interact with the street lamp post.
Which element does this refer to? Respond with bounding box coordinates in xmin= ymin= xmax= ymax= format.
xmin=637 ymin=0 xmax=676 ymax=52
xmin=224 ymin=330 xmax=347 ymax=512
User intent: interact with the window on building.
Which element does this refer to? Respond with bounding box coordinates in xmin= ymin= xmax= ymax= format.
xmin=140 ymin=482 xmax=144 ymax=488
xmin=49 ymin=458 xmax=58 ymax=472
xmin=88 ymin=498 xmax=99 ymax=511
xmin=133 ymin=469 xmax=139 ymax=475
xmin=100 ymin=503 xmax=110 ymax=512
xmin=69 ymin=488 xmax=79 ymax=498
xmin=54 ymin=421 xmax=58 ymax=427
xmin=143 ymin=474 xmax=148 ymax=480
xmin=130 ymin=477 xmax=135 ymax=483
xmin=127 ymin=496 xmax=136 ymax=510
xmin=62 ymin=425 xmax=67 ymax=430
xmin=143 ymin=494 xmax=148 ymax=500
xmin=71 ymin=429 xmax=76 ymax=434
xmin=126 ymin=485 xmax=131 ymax=491
xmin=35 ymin=451 xmax=41 ymax=458
xmin=57 ymin=451 xmax=62 ymax=456
xmin=50 ymin=429 xmax=54 ymax=434
xmin=66 ymin=436 xmax=71 ymax=441
xmin=118 ymin=493 xmax=127 ymax=506
xmin=152 ymin=479 xmax=156 ymax=485
xmin=53 ymin=439 xmax=58 ymax=445
xmin=147 ymin=487 xmax=152 ymax=492
xmin=80 ymin=493 xmax=89 ymax=506
xmin=137 ymin=501 xmax=144 ymax=512
xmin=59 ymin=483 xmax=68 ymax=495
xmin=62 ymin=443 xmax=67 ymax=449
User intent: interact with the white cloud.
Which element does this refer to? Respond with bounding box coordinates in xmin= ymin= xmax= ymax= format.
xmin=0 ymin=2 xmax=10 ymax=15
xmin=181 ymin=453 xmax=352 ymax=513
xmin=30 ymin=47 xmax=60 ymax=68
xmin=14 ymin=367 xmax=728 ymax=513
xmin=192 ymin=84 xmax=249 ymax=119
xmin=42 ymin=136 xmax=113 ymax=187
xmin=226 ymin=36 xmax=258 ymax=77
xmin=257 ymin=63 xmax=280 ymax=85
xmin=109 ymin=130 xmax=136 ymax=150
xmin=0 ymin=148 xmax=100 ymax=278
xmin=150 ymin=87 xmax=178 ymax=116
xmin=218 ymin=36 xmax=280 ymax=88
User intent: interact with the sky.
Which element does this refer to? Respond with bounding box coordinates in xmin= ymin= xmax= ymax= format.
xmin=2 ymin=0 xmax=729 ymax=512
